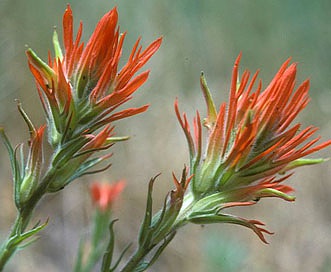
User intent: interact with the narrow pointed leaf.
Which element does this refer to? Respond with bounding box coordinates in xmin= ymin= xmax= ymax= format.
xmin=53 ymin=29 xmax=63 ymax=60
xmin=16 ymin=100 xmax=36 ymax=137
xmin=101 ymin=219 xmax=118 ymax=272
xmin=9 ymin=219 xmax=48 ymax=249
xmin=200 ymin=72 xmax=217 ymax=128
xmin=110 ymin=243 xmax=132 ymax=272
xmin=138 ymin=174 xmax=160 ymax=247
xmin=145 ymin=231 xmax=176 ymax=270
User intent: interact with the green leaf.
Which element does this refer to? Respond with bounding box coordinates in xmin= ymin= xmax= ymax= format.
xmin=110 ymin=243 xmax=132 ymax=272
xmin=52 ymin=29 xmax=63 ymax=60
xmin=0 ymin=128 xmax=22 ymax=208
xmin=0 ymin=128 xmax=19 ymax=180
xmin=145 ymin=231 xmax=176 ymax=270
xmin=8 ymin=219 xmax=48 ymax=249
xmin=51 ymin=136 xmax=88 ymax=167
xmin=200 ymin=72 xmax=217 ymax=129
xmin=190 ymin=192 xmax=229 ymax=215
xmin=65 ymin=156 xmax=112 ymax=183
xmin=138 ymin=174 xmax=160 ymax=247
xmin=187 ymin=213 xmax=271 ymax=244
xmin=105 ymin=136 xmax=130 ymax=144
xmin=150 ymin=194 xmax=168 ymax=233
xmin=281 ymin=158 xmax=328 ymax=173
xmin=134 ymin=262 xmax=149 ymax=272
xmin=26 ymin=48 xmax=54 ymax=79
xmin=16 ymin=100 xmax=36 ymax=138
xmin=101 ymin=219 xmax=118 ymax=272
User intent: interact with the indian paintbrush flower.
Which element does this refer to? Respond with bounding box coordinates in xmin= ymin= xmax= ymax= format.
xmin=25 ymin=5 xmax=161 ymax=192
xmin=72 ymin=180 xmax=125 ymax=271
xmin=0 ymin=4 xmax=161 ymax=269
xmin=2 ymin=2 xmax=330 ymax=270
xmin=90 ymin=180 xmax=126 ymax=212
xmin=175 ymin=54 xmax=331 ymax=243
xmin=26 ymin=5 xmax=161 ymax=146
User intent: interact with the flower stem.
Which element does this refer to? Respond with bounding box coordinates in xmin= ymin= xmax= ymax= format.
xmin=0 ymin=217 xmax=20 ymax=270
xmin=0 ymin=210 xmax=31 ymax=271
xmin=0 ymin=168 xmax=56 ymax=271
xmin=120 ymin=248 xmax=148 ymax=272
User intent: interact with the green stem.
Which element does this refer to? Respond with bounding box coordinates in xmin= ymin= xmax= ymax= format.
xmin=120 ymin=191 xmax=195 ymax=271
xmin=0 ymin=168 xmax=56 ymax=271
xmin=120 ymin=247 xmax=149 ymax=272
xmin=0 ymin=209 xmax=32 ymax=270
xmin=0 ymin=216 xmax=20 ymax=270
xmin=78 ymin=210 xmax=111 ymax=272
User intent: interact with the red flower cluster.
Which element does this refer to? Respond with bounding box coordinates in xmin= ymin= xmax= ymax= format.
xmin=24 ymin=5 xmax=161 ymax=192
xmin=27 ymin=5 xmax=161 ymax=146
xmin=175 ymin=54 xmax=331 ymax=242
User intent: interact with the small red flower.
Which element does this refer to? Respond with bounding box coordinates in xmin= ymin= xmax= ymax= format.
xmin=90 ymin=180 xmax=126 ymax=211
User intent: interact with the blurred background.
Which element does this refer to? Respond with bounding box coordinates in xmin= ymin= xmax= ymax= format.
xmin=1 ymin=0 xmax=331 ymax=271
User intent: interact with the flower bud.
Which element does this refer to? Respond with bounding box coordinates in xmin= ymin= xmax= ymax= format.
xmin=19 ymin=126 xmax=45 ymax=205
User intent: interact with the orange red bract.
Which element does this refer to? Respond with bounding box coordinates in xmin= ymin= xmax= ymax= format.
xmin=26 ymin=4 xmax=162 ymax=146
xmin=24 ymin=5 xmax=161 ymax=191
xmin=176 ymin=54 xmax=331 ymax=243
